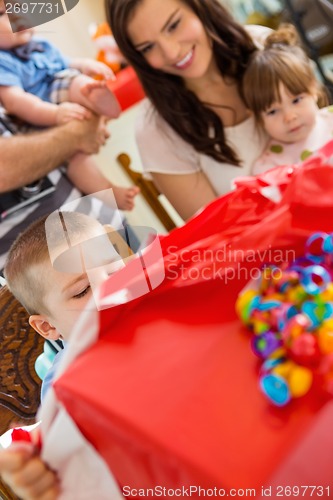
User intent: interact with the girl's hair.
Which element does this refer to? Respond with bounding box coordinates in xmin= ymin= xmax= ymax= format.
xmin=105 ymin=0 xmax=257 ymax=166
xmin=242 ymin=23 xmax=329 ymax=125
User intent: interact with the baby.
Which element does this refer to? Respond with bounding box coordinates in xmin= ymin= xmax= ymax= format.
xmin=0 ymin=1 xmax=139 ymax=209
xmin=242 ymin=24 xmax=332 ymax=174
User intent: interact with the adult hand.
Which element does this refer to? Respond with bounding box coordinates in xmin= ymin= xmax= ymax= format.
xmin=66 ymin=114 xmax=111 ymax=155
xmin=0 ymin=444 xmax=59 ymax=500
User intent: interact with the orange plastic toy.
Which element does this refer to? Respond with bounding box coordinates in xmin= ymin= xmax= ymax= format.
xmin=90 ymin=22 xmax=124 ymax=74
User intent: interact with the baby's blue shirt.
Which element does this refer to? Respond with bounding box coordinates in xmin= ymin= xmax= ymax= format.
xmin=0 ymin=39 xmax=69 ymax=102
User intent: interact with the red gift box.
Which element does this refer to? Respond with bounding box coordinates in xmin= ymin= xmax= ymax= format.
xmin=107 ymin=66 xmax=145 ymax=111
xmin=54 ymin=145 xmax=333 ymax=495
xmin=54 ymin=273 xmax=332 ymax=494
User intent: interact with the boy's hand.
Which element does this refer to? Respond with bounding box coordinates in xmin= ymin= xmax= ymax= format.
xmin=73 ymin=59 xmax=115 ymax=80
xmin=0 ymin=444 xmax=59 ymax=499
xmin=56 ymin=102 xmax=91 ymax=125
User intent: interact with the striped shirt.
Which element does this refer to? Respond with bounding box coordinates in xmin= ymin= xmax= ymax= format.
xmin=0 ymin=109 xmax=126 ymax=271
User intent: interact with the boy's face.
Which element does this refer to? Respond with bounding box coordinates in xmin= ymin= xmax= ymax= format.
xmin=261 ymin=83 xmax=318 ymax=144
xmin=34 ymin=259 xmax=124 ymax=341
xmin=0 ymin=2 xmax=34 ymax=49
xmin=29 ymin=225 xmax=126 ymax=341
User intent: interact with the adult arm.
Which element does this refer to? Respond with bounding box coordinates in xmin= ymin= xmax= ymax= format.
xmin=151 ymin=171 xmax=216 ymax=221
xmin=0 ymin=115 xmax=109 ymax=192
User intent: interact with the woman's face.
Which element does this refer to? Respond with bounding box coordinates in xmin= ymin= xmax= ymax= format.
xmin=127 ymin=0 xmax=214 ymax=83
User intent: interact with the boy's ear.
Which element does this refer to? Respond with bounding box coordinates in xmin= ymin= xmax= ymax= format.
xmin=29 ymin=315 xmax=61 ymax=340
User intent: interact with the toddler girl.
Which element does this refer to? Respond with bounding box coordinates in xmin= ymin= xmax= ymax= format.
xmin=242 ymin=24 xmax=331 ymax=174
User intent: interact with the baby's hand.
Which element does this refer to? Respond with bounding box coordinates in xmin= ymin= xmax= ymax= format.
xmin=56 ymin=102 xmax=91 ymax=124
xmin=79 ymin=59 xmax=115 ymax=80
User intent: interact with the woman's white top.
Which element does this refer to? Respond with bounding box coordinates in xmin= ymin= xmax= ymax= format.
xmin=136 ymin=102 xmax=267 ymax=195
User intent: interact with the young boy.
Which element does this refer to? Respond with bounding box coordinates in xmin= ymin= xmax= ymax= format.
xmin=4 ymin=211 xmax=130 ymax=393
xmin=0 ymin=1 xmax=139 ymax=210
xmin=0 ymin=210 xmax=132 ymax=498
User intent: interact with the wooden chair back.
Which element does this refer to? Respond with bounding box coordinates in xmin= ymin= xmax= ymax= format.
xmin=117 ymin=153 xmax=177 ymax=232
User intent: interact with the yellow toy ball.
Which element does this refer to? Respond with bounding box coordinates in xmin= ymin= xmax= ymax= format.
xmin=288 ymin=365 xmax=313 ymax=398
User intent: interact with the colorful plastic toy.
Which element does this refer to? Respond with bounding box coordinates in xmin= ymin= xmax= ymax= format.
xmin=236 ymin=231 xmax=333 ymax=406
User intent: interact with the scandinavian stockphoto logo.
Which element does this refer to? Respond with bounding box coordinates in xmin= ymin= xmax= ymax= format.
xmin=5 ymin=0 xmax=80 ymax=32
xmin=44 ymin=190 xmax=165 ymax=312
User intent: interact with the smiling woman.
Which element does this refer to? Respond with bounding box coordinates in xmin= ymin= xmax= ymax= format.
xmin=106 ymin=0 xmax=270 ymax=220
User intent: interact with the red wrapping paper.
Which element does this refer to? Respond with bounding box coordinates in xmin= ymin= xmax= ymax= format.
xmin=54 ymin=143 xmax=333 ymax=494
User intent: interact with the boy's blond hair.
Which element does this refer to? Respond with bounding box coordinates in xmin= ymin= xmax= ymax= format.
xmin=242 ymin=24 xmax=329 ymax=126
xmin=4 ymin=212 xmax=108 ymax=315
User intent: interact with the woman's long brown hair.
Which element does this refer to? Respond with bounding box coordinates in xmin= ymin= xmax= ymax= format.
xmin=105 ymin=0 xmax=257 ymax=165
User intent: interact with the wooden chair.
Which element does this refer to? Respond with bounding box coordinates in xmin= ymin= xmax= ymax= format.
xmin=0 ymin=285 xmax=44 ymax=500
xmin=116 ymin=153 xmax=177 ymax=232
